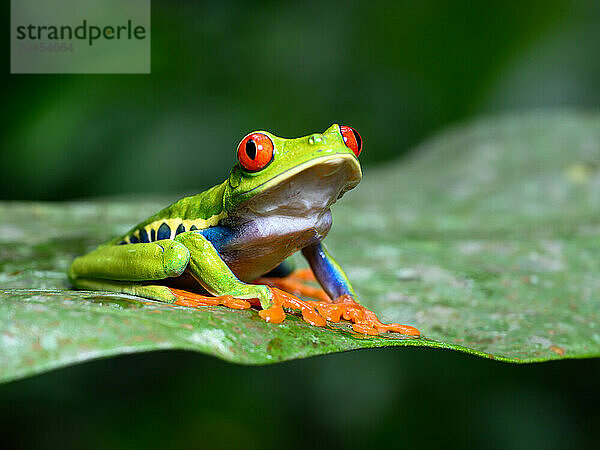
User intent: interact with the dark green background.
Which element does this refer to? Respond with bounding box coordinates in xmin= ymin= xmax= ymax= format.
xmin=1 ymin=1 xmax=599 ymax=448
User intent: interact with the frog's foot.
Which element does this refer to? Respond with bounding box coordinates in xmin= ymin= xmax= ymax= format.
xmin=258 ymin=288 xmax=420 ymax=337
xmin=255 ymin=268 xmax=331 ymax=302
xmin=258 ymin=287 xmax=327 ymax=326
xmin=169 ymin=285 xmax=419 ymax=337
xmin=307 ymin=295 xmax=421 ymax=336
xmin=256 ymin=269 xmax=419 ymax=336
xmin=169 ymin=285 xmax=326 ymax=326
xmin=169 ymin=288 xmax=252 ymax=310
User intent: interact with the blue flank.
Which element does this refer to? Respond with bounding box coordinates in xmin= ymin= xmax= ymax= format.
xmin=198 ymin=226 xmax=235 ymax=252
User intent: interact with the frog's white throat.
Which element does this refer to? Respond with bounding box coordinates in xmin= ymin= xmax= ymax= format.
xmin=232 ymin=155 xmax=361 ymax=219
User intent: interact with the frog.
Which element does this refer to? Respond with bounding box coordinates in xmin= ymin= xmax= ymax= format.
xmin=68 ymin=124 xmax=420 ymax=336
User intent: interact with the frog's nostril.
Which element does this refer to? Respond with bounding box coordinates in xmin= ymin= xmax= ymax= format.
xmin=308 ymin=134 xmax=323 ymax=145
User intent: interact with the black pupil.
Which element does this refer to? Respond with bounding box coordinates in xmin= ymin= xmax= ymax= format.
xmin=352 ymin=129 xmax=362 ymax=151
xmin=246 ymin=139 xmax=257 ymax=160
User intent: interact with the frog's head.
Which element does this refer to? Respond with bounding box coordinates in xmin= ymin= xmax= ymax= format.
xmin=224 ymin=124 xmax=363 ymax=215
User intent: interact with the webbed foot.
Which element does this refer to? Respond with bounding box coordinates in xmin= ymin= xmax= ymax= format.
xmin=169 ymin=288 xmax=252 ymax=310
xmin=168 ymin=286 xmax=326 ymax=326
xmin=255 ymin=269 xmax=420 ymax=336
xmin=258 ymin=287 xmax=326 ymax=326
xmin=170 ymin=269 xmax=420 ymax=337
xmin=258 ymin=290 xmax=419 ymax=336
xmin=306 ymin=295 xmax=420 ymax=336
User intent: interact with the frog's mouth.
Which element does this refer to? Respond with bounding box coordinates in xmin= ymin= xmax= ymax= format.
xmin=232 ymin=154 xmax=362 ymax=216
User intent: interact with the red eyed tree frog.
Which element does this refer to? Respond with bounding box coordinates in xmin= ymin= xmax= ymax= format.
xmin=68 ymin=124 xmax=419 ymax=336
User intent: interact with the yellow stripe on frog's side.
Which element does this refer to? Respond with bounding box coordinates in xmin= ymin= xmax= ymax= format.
xmin=122 ymin=211 xmax=227 ymax=243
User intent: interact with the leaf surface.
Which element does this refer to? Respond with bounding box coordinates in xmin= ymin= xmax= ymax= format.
xmin=2 ymin=111 xmax=599 ymax=382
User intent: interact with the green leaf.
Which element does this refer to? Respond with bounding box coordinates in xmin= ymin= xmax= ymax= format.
xmin=1 ymin=111 xmax=599 ymax=383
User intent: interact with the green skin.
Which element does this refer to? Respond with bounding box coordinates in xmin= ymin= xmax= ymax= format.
xmin=68 ymin=124 xmax=362 ymax=310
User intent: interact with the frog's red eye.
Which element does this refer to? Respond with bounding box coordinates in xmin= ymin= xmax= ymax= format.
xmin=340 ymin=125 xmax=362 ymax=157
xmin=237 ymin=133 xmax=274 ymax=172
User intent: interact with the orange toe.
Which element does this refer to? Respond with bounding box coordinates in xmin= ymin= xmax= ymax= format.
xmin=259 ymin=287 xmax=326 ymax=326
xmin=169 ymin=288 xmax=251 ymax=310
xmin=306 ymin=295 xmax=421 ymax=336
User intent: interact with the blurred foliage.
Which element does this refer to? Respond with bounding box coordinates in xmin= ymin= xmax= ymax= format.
xmin=2 ymin=0 xmax=600 ymax=200
xmin=2 ymin=1 xmax=600 ymax=448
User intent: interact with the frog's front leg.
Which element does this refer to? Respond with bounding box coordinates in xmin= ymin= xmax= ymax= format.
xmin=301 ymin=242 xmax=357 ymax=301
xmin=301 ymin=241 xmax=420 ymax=336
xmin=172 ymin=231 xmax=330 ymax=325
xmin=173 ymin=231 xmax=274 ymax=309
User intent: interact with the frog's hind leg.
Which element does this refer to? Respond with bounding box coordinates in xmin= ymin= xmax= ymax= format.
xmin=70 ymin=277 xmax=180 ymax=303
xmin=68 ymin=240 xmax=191 ymax=303
xmin=69 ymin=240 xmax=190 ymax=283
xmin=72 ymin=278 xmax=252 ymax=310
xmin=69 ymin=240 xmax=251 ymax=309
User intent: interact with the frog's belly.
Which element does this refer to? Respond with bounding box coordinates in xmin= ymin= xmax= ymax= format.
xmin=218 ymin=211 xmax=332 ymax=282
